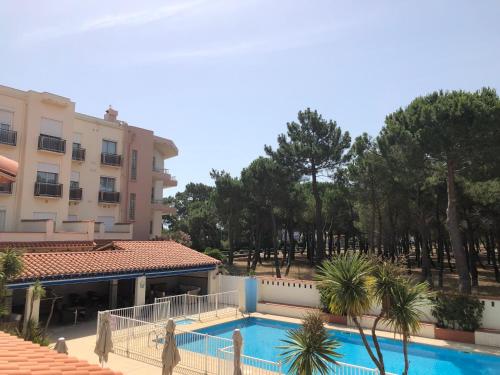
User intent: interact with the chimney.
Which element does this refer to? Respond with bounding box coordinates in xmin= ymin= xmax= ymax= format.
xmin=104 ymin=105 xmax=118 ymax=122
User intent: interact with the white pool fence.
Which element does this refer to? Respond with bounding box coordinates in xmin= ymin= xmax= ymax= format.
xmin=154 ymin=290 xmax=239 ymax=321
xmin=97 ymin=290 xmax=390 ymax=374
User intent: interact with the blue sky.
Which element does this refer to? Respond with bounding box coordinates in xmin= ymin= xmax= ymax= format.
xmin=1 ymin=0 xmax=499 ymax=196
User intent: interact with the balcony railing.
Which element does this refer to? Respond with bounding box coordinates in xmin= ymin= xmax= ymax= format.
xmin=101 ymin=152 xmax=122 ymax=166
xmin=34 ymin=182 xmax=63 ymax=197
xmin=72 ymin=147 xmax=86 ymax=161
xmin=98 ymin=191 xmax=120 ymax=203
xmin=69 ymin=187 xmax=83 ymax=200
xmin=38 ymin=134 xmax=66 ymax=153
xmin=0 ymin=182 xmax=13 ymax=194
xmin=0 ymin=129 xmax=17 ymax=146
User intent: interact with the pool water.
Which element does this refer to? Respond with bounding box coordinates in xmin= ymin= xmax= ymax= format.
xmin=192 ymin=317 xmax=500 ymax=375
xmin=175 ymin=318 xmax=196 ymax=325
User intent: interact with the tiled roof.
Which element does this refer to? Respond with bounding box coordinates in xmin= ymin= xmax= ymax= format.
xmin=0 ymin=241 xmax=95 ymax=250
xmin=14 ymin=241 xmax=220 ymax=282
xmin=0 ymin=331 xmax=121 ymax=375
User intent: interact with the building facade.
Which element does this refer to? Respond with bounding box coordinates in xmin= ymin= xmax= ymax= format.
xmin=0 ymin=84 xmax=177 ymax=240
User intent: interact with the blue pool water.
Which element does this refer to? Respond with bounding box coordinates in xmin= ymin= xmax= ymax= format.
xmin=175 ymin=318 xmax=196 ymax=325
xmin=189 ymin=317 xmax=500 ymax=375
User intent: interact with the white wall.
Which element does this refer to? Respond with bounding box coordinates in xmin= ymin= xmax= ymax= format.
xmin=258 ymin=277 xmax=321 ymax=308
xmin=254 ymin=277 xmax=500 ymax=332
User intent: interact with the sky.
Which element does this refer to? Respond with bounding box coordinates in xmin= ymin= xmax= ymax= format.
xmin=1 ymin=0 xmax=499 ymax=196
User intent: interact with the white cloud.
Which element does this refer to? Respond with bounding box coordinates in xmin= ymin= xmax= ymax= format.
xmin=19 ymin=0 xmax=207 ymax=43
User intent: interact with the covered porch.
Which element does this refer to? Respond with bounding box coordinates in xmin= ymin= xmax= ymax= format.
xmin=4 ymin=240 xmax=220 ymax=332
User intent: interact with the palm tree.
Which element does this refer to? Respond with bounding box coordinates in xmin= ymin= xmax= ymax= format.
xmin=278 ymin=311 xmax=342 ymax=375
xmin=315 ymin=254 xmax=385 ymax=373
xmin=23 ymin=280 xmax=46 ymax=340
xmin=385 ymin=280 xmax=432 ymax=375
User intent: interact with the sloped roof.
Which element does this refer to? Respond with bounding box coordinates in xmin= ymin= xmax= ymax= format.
xmin=0 ymin=241 xmax=95 ymax=252
xmin=13 ymin=241 xmax=219 ymax=282
xmin=0 ymin=331 xmax=121 ymax=374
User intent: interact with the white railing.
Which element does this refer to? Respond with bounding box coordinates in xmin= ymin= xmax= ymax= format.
xmin=102 ymin=301 xmax=171 ymax=324
xmin=155 ymin=290 xmax=239 ymax=321
xmin=217 ymin=346 xmax=282 ymax=375
xmin=175 ymin=327 xmax=232 ymax=374
xmin=329 ymin=362 xmax=397 ymax=375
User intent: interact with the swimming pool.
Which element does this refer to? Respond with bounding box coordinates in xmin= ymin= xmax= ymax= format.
xmin=191 ymin=317 xmax=500 ymax=375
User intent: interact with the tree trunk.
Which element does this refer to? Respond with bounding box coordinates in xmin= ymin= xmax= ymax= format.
xmin=271 ymin=212 xmax=281 ymax=278
xmin=311 ymin=166 xmax=325 ymax=261
xmin=352 ymin=317 xmax=385 ymax=374
xmin=402 ymin=333 xmax=409 ymax=375
xmin=446 ymin=159 xmax=470 ymax=294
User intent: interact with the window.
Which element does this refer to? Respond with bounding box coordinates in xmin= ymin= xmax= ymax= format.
xmin=40 ymin=118 xmax=63 ymax=138
xmin=131 ymin=150 xmax=138 ymax=180
xmin=100 ymin=177 xmax=115 ymax=192
xmin=0 ymin=210 xmax=5 ymax=232
xmin=102 ymin=140 xmax=117 ymax=155
xmin=37 ymin=171 xmax=58 ymax=184
xmin=97 ymin=216 xmax=115 ymax=231
xmin=129 ymin=193 xmax=136 ymax=220
xmin=73 ymin=142 xmax=81 ymax=151
xmin=151 ymin=187 xmax=155 ymax=202
xmin=70 ymin=180 xmax=79 ymax=189
xmin=0 ymin=110 xmax=13 ymax=129
xmin=149 ymin=220 xmax=153 ymax=235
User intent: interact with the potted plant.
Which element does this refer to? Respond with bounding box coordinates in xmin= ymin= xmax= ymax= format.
xmin=319 ymin=288 xmax=347 ymax=325
xmin=431 ymin=292 xmax=484 ymax=344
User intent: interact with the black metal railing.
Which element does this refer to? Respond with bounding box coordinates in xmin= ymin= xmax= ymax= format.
xmin=98 ymin=191 xmax=120 ymax=203
xmin=0 ymin=182 xmax=13 ymax=194
xmin=101 ymin=152 xmax=122 ymax=166
xmin=38 ymin=134 xmax=66 ymax=153
xmin=34 ymin=182 xmax=63 ymax=197
xmin=69 ymin=187 xmax=83 ymax=200
xmin=0 ymin=129 xmax=17 ymax=146
xmin=72 ymin=147 xmax=86 ymax=161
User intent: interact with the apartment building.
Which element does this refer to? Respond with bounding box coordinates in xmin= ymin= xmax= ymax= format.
xmin=0 ymin=84 xmax=177 ymax=240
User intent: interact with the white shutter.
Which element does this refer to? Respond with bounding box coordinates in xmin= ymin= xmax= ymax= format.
xmin=33 ymin=212 xmax=57 ymax=220
xmin=97 ymin=216 xmax=115 ymax=231
xmin=73 ymin=132 xmax=82 ymax=144
xmin=0 ymin=210 xmax=6 ymax=231
xmin=37 ymin=162 xmax=60 ymax=174
xmin=70 ymin=171 xmax=80 ymax=182
xmin=40 ymin=118 xmax=63 ymax=137
xmin=0 ymin=110 xmax=13 ymax=127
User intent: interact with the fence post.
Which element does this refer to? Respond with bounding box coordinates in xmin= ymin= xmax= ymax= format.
xmin=183 ymin=294 xmax=187 ymax=318
xmin=215 ymin=293 xmax=219 ymax=317
xmin=204 ymin=334 xmax=208 ymax=374
xmin=126 ymin=317 xmax=130 ymax=357
xmin=198 ymin=296 xmax=202 ymax=321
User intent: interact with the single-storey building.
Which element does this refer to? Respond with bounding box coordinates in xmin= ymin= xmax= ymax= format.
xmin=4 ymin=241 xmax=220 ymax=328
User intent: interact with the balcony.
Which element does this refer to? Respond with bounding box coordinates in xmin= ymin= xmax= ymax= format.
xmin=69 ymin=187 xmax=83 ymax=201
xmin=0 ymin=181 xmax=13 ymax=194
xmin=101 ymin=152 xmax=122 ymax=167
xmin=151 ymin=199 xmax=176 ymax=215
xmin=72 ymin=147 xmax=86 ymax=161
xmin=0 ymin=129 xmax=17 ymax=146
xmin=98 ymin=191 xmax=120 ymax=204
xmin=152 ymin=167 xmax=177 ymax=187
xmin=38 ymin=134 xmax=66 ymax=154
xmin=34 ymin=182 xmax=63 ymax=198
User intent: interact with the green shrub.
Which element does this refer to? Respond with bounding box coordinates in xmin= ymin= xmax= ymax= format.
xmin=204 ymin=248 xmax=226 ymax=262
xmin=431 ymin=293 xmax=484 ymax=331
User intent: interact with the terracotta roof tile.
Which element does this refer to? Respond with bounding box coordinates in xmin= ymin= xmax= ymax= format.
xmin=0 ymin=331 xmax=121 ymax=375
xmin=0 ymin=241 xmax=95 ymax=251
xmin=13 ymin=241 xmax=220 ymax=282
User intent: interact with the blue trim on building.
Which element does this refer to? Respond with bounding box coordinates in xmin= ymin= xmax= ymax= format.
xmin=7 ymin=266 xmax=216 ymax=289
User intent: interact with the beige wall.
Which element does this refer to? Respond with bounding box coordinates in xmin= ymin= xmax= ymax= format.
xmin=68 ymin=115 xmax=124 ymax=223
xmin=0 ymin=84 xmax=177 ymax=238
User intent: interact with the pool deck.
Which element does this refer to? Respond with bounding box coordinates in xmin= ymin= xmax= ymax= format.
xmin=49 ymin=311 xmax=500 ymax=375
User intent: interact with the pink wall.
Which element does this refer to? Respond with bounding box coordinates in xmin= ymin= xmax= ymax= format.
xmin=121 ymin=126 xmax=155 ymax=240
